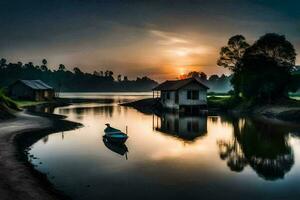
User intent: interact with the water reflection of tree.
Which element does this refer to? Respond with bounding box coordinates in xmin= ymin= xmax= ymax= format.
xmin=217 ymin=117 xmax=294 ymax=181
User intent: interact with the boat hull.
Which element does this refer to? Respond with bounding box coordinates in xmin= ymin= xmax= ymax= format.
xmin=103 ymin=134 xmax=128 ymax=144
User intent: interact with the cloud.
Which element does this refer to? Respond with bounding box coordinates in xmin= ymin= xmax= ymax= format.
xmin=150 ymin=30 xmax=189 ymax=45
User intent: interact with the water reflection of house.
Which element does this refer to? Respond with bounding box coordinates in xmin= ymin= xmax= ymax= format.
xmin=152 ymin=77 xmax=209 ymax=113
xmin=153 ymin=113 xmax=207 ymax=141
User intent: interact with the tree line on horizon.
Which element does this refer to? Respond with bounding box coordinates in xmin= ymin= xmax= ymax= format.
xmin=0 ymin=59 xmax=158 ymax=92
xmin=0 ymin=58 xmax=234 ymax=93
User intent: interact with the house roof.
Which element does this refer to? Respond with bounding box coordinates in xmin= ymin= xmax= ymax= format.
xmin=153 ymin=77 xmax=209 ymax=91
xmin=17 ymin=80 xmax=53 ymax=90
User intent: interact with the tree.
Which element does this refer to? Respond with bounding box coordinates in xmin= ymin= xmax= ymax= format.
xmin=187 ymin=71 xmax=200 ymax=78
xmin=0 ymin=58 xmax=7 ymax=69
xmin=58 ymin=64 xmax=66 ymax=71
xmin=93 ymin=71 xmax=99 ymax=76
xmin=17 ymin=62 xmax=22 ymax=67
xmin=117 ymin=74 xmax=122 ymax=82
xmin=209 ymin=74 xmax=219 ymax=82
xmin=222 ymin=33 xmax=297 ymax=101
xmin=234 ymin=54 xmax=292 ymax=102
xmin=41 ymin=59 xmax=48 ymax=71
xmin=186 ymin=71 xmax=207 ymax=80
xmin=28 ymin=62 xmax=35 ymax=69
xmin=42 ymin=59 xmax=47 ymax=66
xmin=217 ymin=35 xmax=250 ymax=71
xmin=199 ymin=72 xmax=207 ymax=81
xmin=246 ymin=33 xmax=296 ymax=70
xmin=41 ymin=65 xmax=48 ymax=72
xmin=73 ymin=67 xmax=83 ymax=75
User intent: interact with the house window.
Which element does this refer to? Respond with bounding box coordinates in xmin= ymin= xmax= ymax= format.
xmin=187 ymin=90 xmax=199 ymax=100
xmin=44 ymin=90 xmax=49 ymax=98
xmin=166 ymin=92 xmax=170 ymax=99
xmin=175 ymin=92 xmax=179 ymax=103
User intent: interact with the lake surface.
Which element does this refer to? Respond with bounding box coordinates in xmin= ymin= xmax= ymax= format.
xmin=28 ymin=93 xmax=300 ymax=200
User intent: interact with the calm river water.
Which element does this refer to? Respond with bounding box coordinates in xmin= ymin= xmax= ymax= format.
xmin=28 ymin=93 xmax=300 ymax=200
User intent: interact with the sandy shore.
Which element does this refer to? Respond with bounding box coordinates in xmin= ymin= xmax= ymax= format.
xmin=0 ymin=110 xmax=81 ymax=200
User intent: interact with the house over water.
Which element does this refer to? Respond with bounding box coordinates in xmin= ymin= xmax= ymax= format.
xmin=9 ymin=80 xmax=55 ymax=101
xmin=152 ymin=77 xmax=209 ymax=112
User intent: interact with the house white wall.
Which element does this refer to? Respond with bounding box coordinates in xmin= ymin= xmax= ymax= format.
xmin=160 ymin=82 xmax=207 ymax=110
xmin=178 ymin=83 xmax=207 ymax=106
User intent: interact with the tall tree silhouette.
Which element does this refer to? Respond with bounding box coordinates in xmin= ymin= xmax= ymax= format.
xmin=219 ymin=33 xmax=298 ymax=100
xmin=233 ymin=33 xmax=297 ymax=101
xmin=217 ymin=35 xmax=249 ymax=71
xmin=41 ymin=59 xmax=48 ymax=71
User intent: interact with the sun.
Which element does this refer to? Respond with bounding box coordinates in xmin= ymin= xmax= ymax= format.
xmin=179 ymin=67 xmax=185 ymax=75
xmin=178 ymin=67 xmax=187 ymax=79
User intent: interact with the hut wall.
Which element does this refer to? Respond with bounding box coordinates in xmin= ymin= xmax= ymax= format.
xmin=9 ymin=83 xmax=35 ymax=100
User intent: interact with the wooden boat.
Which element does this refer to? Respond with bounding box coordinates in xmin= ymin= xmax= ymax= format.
xmin=103 ymin=123 xmax=128 ymax=144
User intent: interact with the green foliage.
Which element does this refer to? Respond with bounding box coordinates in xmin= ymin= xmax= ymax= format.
xmin=13 ymin=100 xmax=45 ymax=108
xmin=234 ymin=54 xmax=292 ymax=102
xmin=0 ymin=88 xmax=18 ymax=110
xmin=207 ymin=95 xmax=241 ymax=110
xmin=249 ymin=33 xmax=296 ymax=68
xmin=219 ymin=33 xmax=298 ymax=103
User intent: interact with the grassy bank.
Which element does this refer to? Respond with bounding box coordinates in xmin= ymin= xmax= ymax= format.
xmin=0 ymin=89 xmax=18 ymax=109
xmin=0 ymin=89 xmax=19 ymax=119
xmin=0 ymin=88 xmax=47 ymax=120
xmin=13 ymin=100 xmax=46 ymax=108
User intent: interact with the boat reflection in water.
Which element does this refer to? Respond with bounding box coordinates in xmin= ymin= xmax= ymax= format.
xmin=103 ymin=137 xmax=129 ymax=160
xmin=153 ymin=112 xmax=207 ymax=142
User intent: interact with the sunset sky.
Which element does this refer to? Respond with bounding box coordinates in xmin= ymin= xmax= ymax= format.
xmin=0 ymin=0 xmax=300 ymax=81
